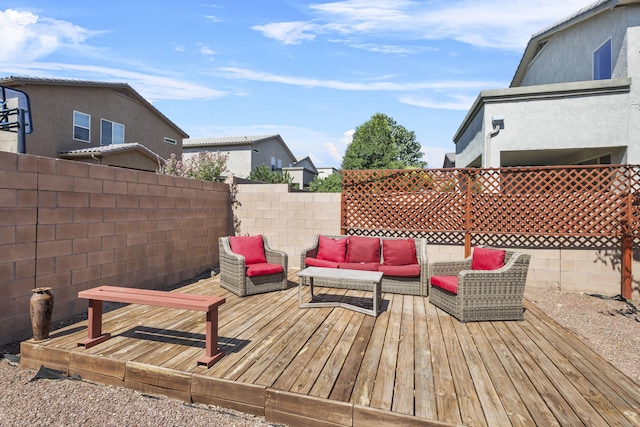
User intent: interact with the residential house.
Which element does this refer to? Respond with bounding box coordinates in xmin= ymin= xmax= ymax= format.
xmin=183 ymin=134 xmax=300 ymax=181
xmin=0 ymin=76 xmax=188 ymax=172
xmin=283 ymin=156 xmax=317 ymax=189
xmin=316 ymin=167 xmax=340 ymax=180
xmin=452 ymin=0 xmax=640 ymax=168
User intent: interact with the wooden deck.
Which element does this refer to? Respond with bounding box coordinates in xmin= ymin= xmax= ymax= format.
xmin=20 ymin=270 xmax=640 ymax=426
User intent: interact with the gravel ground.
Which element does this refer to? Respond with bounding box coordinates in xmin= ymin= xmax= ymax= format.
xmin=1 ymin=289 xmax=639 ymax=426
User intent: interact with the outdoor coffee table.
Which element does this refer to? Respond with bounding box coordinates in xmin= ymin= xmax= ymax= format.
xmin=297 ymin=267 xmax=383 ymax=317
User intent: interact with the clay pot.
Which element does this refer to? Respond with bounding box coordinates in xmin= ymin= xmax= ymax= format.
xmin=30 ymin=287 xmax=54 ymax=341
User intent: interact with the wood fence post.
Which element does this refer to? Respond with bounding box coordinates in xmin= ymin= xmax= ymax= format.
xmin=622 ymin=233 xmax=632 ymax=300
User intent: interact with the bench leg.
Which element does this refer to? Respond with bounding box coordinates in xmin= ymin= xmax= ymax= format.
xmin=78 ymin=299 xmax=111 ymax=348
xmin=197 ymin=307 xmax=225 ymax=368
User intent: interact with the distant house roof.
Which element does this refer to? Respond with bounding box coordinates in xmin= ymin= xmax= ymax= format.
xmin=184 ymin=134 xmax=297 ymax=162
xmin=288 ymin=156 xmax=317 ymax=173
xmin=443 ymin=153 xmax=456 ymax=168
xmin=0 ymin=76 xmax=188 ymax=138
xmin=510 ymin=0 xmax=640 ymax=86
xmin=59 ymin=142 xmax=164 ymax=162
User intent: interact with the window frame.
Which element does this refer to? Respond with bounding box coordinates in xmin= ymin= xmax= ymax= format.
xmin=164 ymin=137 xmax=177 ymax=145
xmin=593 ymin=38 xmax=612 ymax=80
xmin=73 ymin=110 xmax=91 ymax=143
xmin=100 ymin=119 xmax=125 ymax=145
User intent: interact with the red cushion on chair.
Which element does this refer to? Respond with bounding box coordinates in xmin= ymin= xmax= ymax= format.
xmin=317 ymin=236 xmax=348 ymax=263
xmin=246 ymin=262 xmax=283 ymax=277
xmin=346 ymin=236 xmax=381 ymax=263
xmin=382 ymin=238 xmax=417 ymax=266
xmin=471 ymin=247 xmax=506 ymax=271
xmin=378 ymin=264 xmax=420 ymax=277
xmin=430 ymin=276 xmax=459 ymax=294
xmin=305 ymin=257 xmax=340 ymax=268
xmin=338 ymin=262 xmax=381 ymax=271
xmin=229 ymin=235 xmax=267 ymax=264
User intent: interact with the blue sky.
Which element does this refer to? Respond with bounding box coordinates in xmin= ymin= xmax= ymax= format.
xmin=1 ymin=0 xmax=592 ymax=168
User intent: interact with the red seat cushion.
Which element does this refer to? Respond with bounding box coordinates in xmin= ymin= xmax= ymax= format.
xmin=430 ymin=275 xmax=459 ymax=294
xmin=246 ymin=262 xmax=283 ymax=277
xmin=230 ymin=235 xmax=267 ymax=264
xmin=378 ymin=264 xmax=420 ymax=277
xmin=346 ymin=236 xmax=381 ymax=263
xmin=316 ymin=236 xmax=348 ymax=263
xmin=382 ymin=238 xmax=418 ymax=266
xmin=305 ymin=257 xmax=339 ymax=268
xmin=338 ymin=262 xmax=381 ymax=271
xmin=471 ymin=247 xmax=506 ymax=271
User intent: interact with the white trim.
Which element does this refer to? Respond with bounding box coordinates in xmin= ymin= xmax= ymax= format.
xmin=100 ymin=118 xmax=125 ymax=145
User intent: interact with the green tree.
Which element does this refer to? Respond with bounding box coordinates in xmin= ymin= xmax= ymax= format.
xmin=341 ymin=113 xmax=426 ymax=170
xmin=309 ymin=172 xmax=342 ymax=192
xmin=248 ymin=164 xmax=295 ymax=185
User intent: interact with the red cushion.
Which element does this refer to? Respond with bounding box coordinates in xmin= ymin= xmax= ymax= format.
xmin=430 ymin=275 xmax=459 ymax=294
xmin=345 ymin=236 xmax=381 ymax=263
xmin=305 ymin=257 xmax=339 ymax=268
xmin=246 ymin=262 xmax=283 ymax=277
xmin=378 ymin=264 xmax=420 ymax=277
xmin=230 ymin=235 xmax=267 ymax=264
xmin=382 ymin=238 xmax=418 ymax=266
xmin=338 ymin=262 xmax=381 ymax=271
xmin=471 ymin=247 xmax=506 ymax=271
xmin=317 ymin=236 xmax=348 ymax=263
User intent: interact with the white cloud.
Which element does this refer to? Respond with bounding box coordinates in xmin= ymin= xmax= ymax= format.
xmin=251 ymin=21 xmax=318 ymax=45
xmin=204 ymin=15 xmax=222 ymax=23
xmin=220 ymin=67 xmax=504 ymax=91
xmin=254 ymin=0 xmax=591 ymax=51
xmin=1 ymin=61 xmax=227 ymax=101
xmin=198 ymin=44 xmax=216 ymax=56
xmin=399 ymin=94 xmax=477 ymax=111
xmin=0 ymin=9 xmax=98 ymax=62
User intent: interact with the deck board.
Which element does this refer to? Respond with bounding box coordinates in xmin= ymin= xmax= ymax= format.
xmin=19 ymin=270 xmax=640 ymax=426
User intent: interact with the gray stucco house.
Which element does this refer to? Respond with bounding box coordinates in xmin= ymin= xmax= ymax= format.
xmin=453 ymin=0 xmax=640 ymax=168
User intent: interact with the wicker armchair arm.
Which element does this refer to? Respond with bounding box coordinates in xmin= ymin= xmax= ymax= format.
xmin=300 ymin=234 xmax=322 ymax=268
xmin=263 ymin=236 xmax=288 ymax=270
xmin=456 ymin=253 xmax=530 ymax=296
xmin=429 ymin=259 xmax=472 ymax=277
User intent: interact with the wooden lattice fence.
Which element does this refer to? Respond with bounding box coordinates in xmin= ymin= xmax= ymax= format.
xmin=341 ymin=165 xmax=640 ymax=298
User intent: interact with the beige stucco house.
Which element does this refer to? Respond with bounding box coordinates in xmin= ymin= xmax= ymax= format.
xmin=0 ymin=76 xmax=188 ymax=171
xmin=452 ymin=0 xmax=640 ymax=168
xmin=183 ymin=134 xmax=296 ymax=175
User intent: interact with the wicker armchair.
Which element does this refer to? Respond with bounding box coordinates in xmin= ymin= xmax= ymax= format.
xmin=218 ymin=236 xmax=288 ymax=297
xmin=428 ymin=249 xmax=531 ymax=322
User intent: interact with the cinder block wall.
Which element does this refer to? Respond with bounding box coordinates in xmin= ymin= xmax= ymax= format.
xmin=0 ymin=151 xmax=230 ymax=345
xmin=232 ymin=183 xmax=341 ymax=267
xmin=233 ymin=183 xmax=636 ymax=298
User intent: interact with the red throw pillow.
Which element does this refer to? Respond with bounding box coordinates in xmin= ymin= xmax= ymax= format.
xmin=471 ymin=247 xmax=506 ymax=271
xmin=382 ymin=238 xmax=417 ymax=266
xmin=316 ymin=235 xmax=348 ymax=263
xmin=229 ymin=235 xmax=267 ymax=264
xmin=345 ymin=236 xmax=381 ymax=263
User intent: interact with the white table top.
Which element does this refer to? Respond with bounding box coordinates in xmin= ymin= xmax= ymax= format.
xmin=297 ymin=266 xmax=383 ymax=282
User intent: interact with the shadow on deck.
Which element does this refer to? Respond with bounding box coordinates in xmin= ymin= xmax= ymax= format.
xmin=20 ymin=270 xmax=640 ymax=427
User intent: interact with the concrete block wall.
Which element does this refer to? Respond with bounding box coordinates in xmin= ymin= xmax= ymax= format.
xmin=233 ymin=184 xmax=636 ymax=298
xmin=0 ymin=151 xmax=230 ymax=345
xmin=233 ymin=183 xmax=341 ymax=267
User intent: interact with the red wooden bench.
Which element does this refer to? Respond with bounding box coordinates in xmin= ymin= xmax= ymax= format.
xmin=77 ymin=286 xmax=226 ymax=368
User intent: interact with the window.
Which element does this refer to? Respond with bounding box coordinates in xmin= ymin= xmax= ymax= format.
xmin=100 ymin=119 xmax=124 ymax=145
xmin=594 ymin=39 xmax=612 ymax=80
xmin=164 ymin=137 xmax=177 ymax=145
xmin=73 ymin=111 xmax=90 ymax=142
xmin=277 ymin=158 xmax=282 ymax=170
xmin=271 ymin=156 xmax=276 ymax=171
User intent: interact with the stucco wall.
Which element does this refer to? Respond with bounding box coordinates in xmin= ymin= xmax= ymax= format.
xmin=0 ymin=151 xmax=230 ymax=345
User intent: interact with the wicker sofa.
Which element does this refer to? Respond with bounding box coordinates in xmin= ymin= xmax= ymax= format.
xmin=300 ymin=234 xmax=429 ymax=296
xmin=429 ymin=248 xmax=531 ymax=322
